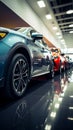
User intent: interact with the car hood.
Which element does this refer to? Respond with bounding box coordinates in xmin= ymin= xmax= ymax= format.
xmin=0 ymin=27 xmax=28 ymax=39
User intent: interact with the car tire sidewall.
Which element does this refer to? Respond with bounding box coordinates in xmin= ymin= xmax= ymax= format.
xmin=6 ymin=53 xmax=30 ymax=98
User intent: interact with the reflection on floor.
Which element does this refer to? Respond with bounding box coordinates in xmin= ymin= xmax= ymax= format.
xmin=0 ymin=69 xmax=73 ymax=130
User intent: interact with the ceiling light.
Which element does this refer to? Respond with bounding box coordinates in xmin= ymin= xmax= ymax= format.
xmin=45 ymin=14 xmax=52 ymax=19
xmin=56 ymin=32 xmax=61 ymax=35
xmin=62 ymin=42 xmax=65 ymax=45
xmin=58 ymin=35 xmax=62 ymax=39
xmin=69 ymin=24 xmax=73 ymax=27
xmin=52 ymin=26 xmax=58 ymax=30
xmin=58 ymin=97 xmax=63 ymax=102
xmin=45 ymin=125 xmax=51 ymax=130
xmin=69 ymin=95 xmax=73 ymax=98
xmin=50 ymin=112 xmax=56 ymax=118
xmin=61 ymin=39 xmax=64 ymax=42
xmin=66 ymin=10 xmax=73 ymax=14
xmin=37 ymin=0 xmax=46 ymax=8
xmin=55 ymin=103 xmax=60 ymax=109
xmin=69 ymin=107 xmax=73 ymax=110
xmin=67 ymin=117 xmax=73 ymax=120
xmin=69 ymin=31 xmax=73 ymax=33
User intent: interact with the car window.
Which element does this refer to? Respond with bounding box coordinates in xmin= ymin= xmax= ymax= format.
xmin=34 ymin=40 xmax=45 ymax=48
xmin=35 ymin=40 xmax=50 ymax=50
xmin=14 ymin=27 xmax=35 ymax=38
xmin=17 ymin=27 xmax=31 ymax=37
xmin=26 ymin=29 xmax=37 ymax=38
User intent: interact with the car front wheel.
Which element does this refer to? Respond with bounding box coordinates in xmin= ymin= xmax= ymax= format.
xmin=5 ymin=53 xmax=30 ymax=98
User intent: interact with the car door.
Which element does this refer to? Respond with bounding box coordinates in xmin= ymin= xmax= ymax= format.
xmin=31 ymin=40 xmax=51 ymax=75
xmin=26 ymin=39 xmax=45 ymax=76
xmin=24 ymin=28 xmax=50 ymax=76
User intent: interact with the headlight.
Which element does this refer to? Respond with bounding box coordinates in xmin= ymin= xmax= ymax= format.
xmin=0 ymin=31 xmax=8 ymax=40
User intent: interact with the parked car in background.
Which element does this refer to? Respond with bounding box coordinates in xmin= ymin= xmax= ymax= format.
xmin=0 ymin=27 xmax=54 ymax=98
xmin=65 ymin=56 xmax=73 ymax=69
xmin=60 ymin=53 xmax=70 ymax=70
xmin=36 ymin=39 xmax=54 ymax=70
xmin=51 ymin=48 xmax=62 ymax=73
xmin=60 ymin=53 xmax=66 ymax=70
xmin=51 ymin=48 xmax=68 ymax=73
xmin=60 ymin=53 xmax=73 ymax=70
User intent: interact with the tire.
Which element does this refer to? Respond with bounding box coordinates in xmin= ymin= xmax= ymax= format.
xmin=46 ymin=62 xmax=54 ymax=79
xmin=50 ymin=61 xmax=54 ymax=78
xmin=5 ymin=53 xmax=30 ymax=98
xmin=63 ymin=66 xmax=65 ymax=72
xmin=58 ymin=66 xmax=62 ymax=74
xmin=49 ymin=69 xmax=54 ymax=78
xmin=58 ymin=61 xmax=62 ymax=74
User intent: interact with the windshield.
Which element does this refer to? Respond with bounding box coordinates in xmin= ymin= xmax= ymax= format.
xmin=14 ymin=27 xmax=28 ymax=34
xmin=14 ymin=27 xmax=37 ymax=38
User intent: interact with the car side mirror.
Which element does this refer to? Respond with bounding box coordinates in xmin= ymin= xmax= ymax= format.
xmin=31 ymin=32 xmax=43 ymax=41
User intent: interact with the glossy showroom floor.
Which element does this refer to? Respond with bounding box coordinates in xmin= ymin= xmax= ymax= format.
xmin=0 ymin=68 xmax=73 ymax=130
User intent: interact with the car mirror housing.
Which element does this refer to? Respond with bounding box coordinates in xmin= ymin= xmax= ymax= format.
xmin=31 ymin=32 xmax=43 ymax=40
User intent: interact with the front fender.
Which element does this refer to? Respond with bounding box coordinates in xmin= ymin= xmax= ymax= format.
xmin=3 ymin=42 xmax=32 ymax=81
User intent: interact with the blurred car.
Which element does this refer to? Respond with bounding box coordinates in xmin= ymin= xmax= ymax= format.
xmin=60 ymin=53 xmax=66 ymax=70
xmin=51 ymin=48 xmax=62 ymax=73
xmin=60 ymin=54 xmax=72 ymax=70
xmin=0 ymin=27 xmax=54 ymax=98
xmin=65 ymin=56 xmax=73 ymax=69
xmin=51 ymin=48 xmax=68 ymax=73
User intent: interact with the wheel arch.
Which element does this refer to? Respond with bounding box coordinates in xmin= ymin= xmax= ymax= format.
xmin=4 ymin=43 xmax=32 ymax=81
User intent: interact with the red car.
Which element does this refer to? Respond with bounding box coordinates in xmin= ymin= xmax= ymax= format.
xmin=51 ymin=48 xmax=65 ymax=73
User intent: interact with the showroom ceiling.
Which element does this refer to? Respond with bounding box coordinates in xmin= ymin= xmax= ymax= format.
xmin=49 ymin=0 xmax=73 ymax=34
xmin=26 ymin=0 xmax=73 ymax=50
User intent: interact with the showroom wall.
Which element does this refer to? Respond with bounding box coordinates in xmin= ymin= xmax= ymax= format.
xmin=0 ymin=1 xmax=30 ymax=28
xmin=0 ymin=0 xmax=57 ymax=48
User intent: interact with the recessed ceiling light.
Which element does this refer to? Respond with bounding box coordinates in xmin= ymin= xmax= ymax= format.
xmin=69 ymin=31 xmax=73 ymax=33
xmin=66 ymin=10 xmax=73 ymax=14
xmin=61 ymin=39 xmax=64 ymax=42
xmin=58 ymin=35 xmax=62 ymax=39
xmin=61 ymin=39 xmax=65 ymax=44
xmin=52 ymin=26 xmax=58 ymax=30
xmin=37 ymin=0 xmax=46 ymax=8
xmin=67 ymin=117 xmax=73 ymax=121
xmin=69 ymin=24 xmax=73 ymax=27
xmin=56 ymin=32 xmax=61 ymax=35
xmin=45 ymin=14 xmax=52 ymax=19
